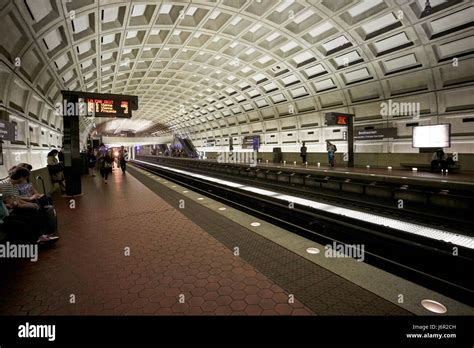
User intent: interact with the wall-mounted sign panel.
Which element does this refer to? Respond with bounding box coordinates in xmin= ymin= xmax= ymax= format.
xmin=0 ymin=120 xmax=16 ymax=141
xmin=242 ymin=135 xmax=260 ymax=151
xmin=355 ymin=128 xmax=397 ymax=140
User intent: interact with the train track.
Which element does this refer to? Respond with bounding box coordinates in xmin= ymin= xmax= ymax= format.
xmin=131 ymin=159 xmax=474 ymax=305
xmin=137 ymin=156 xmax=474 ymax=235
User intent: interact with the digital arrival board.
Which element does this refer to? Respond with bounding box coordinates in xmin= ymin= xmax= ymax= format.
xmin=85 ymin=98 xmax=131 ymax=118
xmin=60 ymin=90 xmax=139 ymax=196
xmin=61 ymin=90 xmax=138 ymax=118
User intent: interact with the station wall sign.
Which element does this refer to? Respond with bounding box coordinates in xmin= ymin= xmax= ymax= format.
xmin=0 ymin=120 xmax=16 ymax=141
xmin=354 ymin=127 xmax=397 ymax=140
xmin=242 ymin=135 xmax=260 ymax=151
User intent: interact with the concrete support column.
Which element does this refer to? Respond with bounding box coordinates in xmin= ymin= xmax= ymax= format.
xmin=62 ymin=94 xmax=82 ymax=196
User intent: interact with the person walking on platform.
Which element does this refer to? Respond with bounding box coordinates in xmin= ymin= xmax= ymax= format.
xmin=98 ymin=143 xmax=108 ymax=157
xmin=86 ymin=147 xmax=97 ymax=177
xmin=118 ymin=146 xmax=128 ymax=174
xmin=300 ymin=142 xmax=307 ymax=165
xmin=97 ymin=147 xmax=113 ymax=184
xmin=326 ymin=141 xmax=337 ymax=168
xmin=100 ymin=152 xmax=113 ymax=184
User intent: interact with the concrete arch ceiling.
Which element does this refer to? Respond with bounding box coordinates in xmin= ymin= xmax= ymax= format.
xmin=1 ymin=0 xmax=473 ymax=139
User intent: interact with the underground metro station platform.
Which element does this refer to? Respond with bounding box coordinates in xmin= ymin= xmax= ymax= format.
xmin=0 ymin=0 xmax=473 ymax=345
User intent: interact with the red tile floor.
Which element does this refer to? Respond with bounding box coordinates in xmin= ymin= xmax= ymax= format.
xmin=0 ymin=168 xmax=311 ymax=315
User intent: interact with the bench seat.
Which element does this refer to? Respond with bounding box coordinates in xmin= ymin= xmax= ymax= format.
xmin=400 ymin=162 xmax=461 ymax=171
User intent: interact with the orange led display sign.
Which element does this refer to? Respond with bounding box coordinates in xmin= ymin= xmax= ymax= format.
xmin=325 ymin=112 xmax=354 ymax=126
xmin=85 ymin=98 xmax=131 ymax=118
xmin=62 ymin=91 xmax=138 ymax=119
xmin=337 ymin=116 xmax=347 ymax=125
xmin=324 ymin=112 xmax=355 ymax=167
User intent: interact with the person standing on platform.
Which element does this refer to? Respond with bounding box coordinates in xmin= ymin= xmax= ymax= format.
xmin=300 ymin=142 xmax=307 ymax=165
xmin=47 ymin=150 xmax=66 ymax=192
xmin=326 ymin=141 xmax=337 ymax=167
xmin=58 ymin=146 xmax=65 ymax=164
xmin=118 ymin=146 xmax=128 ymax=174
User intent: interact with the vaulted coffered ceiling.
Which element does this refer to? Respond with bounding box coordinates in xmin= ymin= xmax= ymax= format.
xmin=1 ymin=0 xmax=473 ymax=138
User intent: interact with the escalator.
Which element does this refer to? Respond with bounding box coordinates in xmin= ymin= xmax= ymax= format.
xmin=177 ymin=137 xmax=199 ymax=158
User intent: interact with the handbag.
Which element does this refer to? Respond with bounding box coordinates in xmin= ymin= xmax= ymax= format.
xmin=48 ymin=163 xmax=63 ymax=175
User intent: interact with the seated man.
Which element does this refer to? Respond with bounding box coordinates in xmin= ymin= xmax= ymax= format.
xmin=0 ymin=167 xmax=58 ymax=245
xmin=431 ymin=149 xmax=447 ymax=172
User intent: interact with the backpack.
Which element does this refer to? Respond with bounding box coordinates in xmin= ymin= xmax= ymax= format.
xmin=104 ymin=159 xmax=112 ymax=168
xmin=333 ymin=145 xmax=337 ymax=152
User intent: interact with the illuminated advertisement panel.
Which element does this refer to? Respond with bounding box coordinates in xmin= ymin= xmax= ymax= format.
xmin=412 ymin=124 xmax=451 ymax=148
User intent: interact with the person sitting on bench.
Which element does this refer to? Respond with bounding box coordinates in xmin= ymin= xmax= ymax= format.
xmin=13 ymin=164 xmax=53 ymax=208
xmin=446 ymin=154 xmax=456 ymax=166
xmin=0 ymin=167 xmax=58 ymax=245
xmin=431 ymin=149 xmax=447 ymax=172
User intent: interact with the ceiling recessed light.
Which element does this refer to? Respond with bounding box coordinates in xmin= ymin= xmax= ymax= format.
xmin=182 ymin=190 xmax=188 ymax=193
xmin=218 ymin=207 xmax=226 ymax=211
xmin=197 ymin=197 xmax=204 ymax=200
xmin=250 ymin=222 xmax=261 ymax=227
